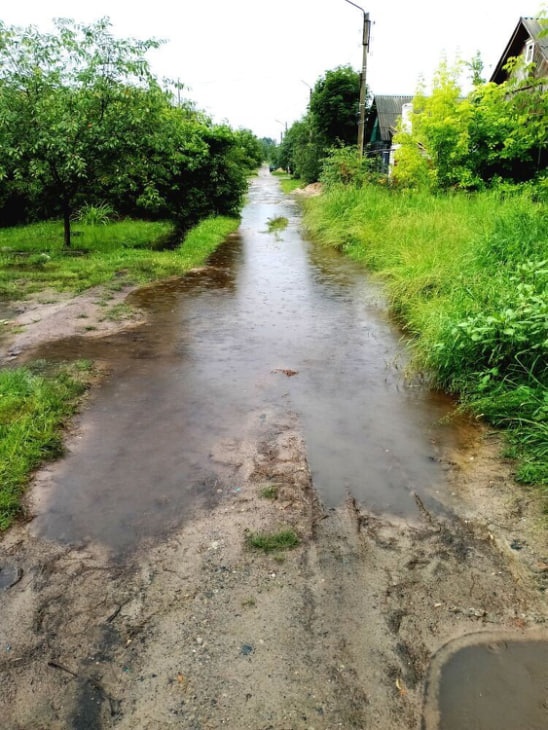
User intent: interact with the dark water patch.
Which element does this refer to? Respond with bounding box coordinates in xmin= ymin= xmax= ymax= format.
xmin=0 ymin=563 xmax=23 ymax=590
xmin=423 ymin=632 xmax=548 ymax=730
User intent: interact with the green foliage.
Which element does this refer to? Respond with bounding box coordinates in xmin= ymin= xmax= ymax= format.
xmin=303 ymin=184 xmax=548 ymax=489
xmin=259 ymin=485 xmax=279 ymax=500
xmin=277 ymin=117 xmax=323 ymax=183
xmin=245 ymin=528 xmax=300 ymax=552
xmin=266 ymin=216 xmax=288 ymax=233
xmin=0 ymin=17 xmax=165 ymax=245
xmin=73 ymin=203 xmax=115 ymax=226
xmin=0 ymin=363 xmax=91 ymax=529
xmin=309 ymin=66 xmax=360 ymax=147
xmin=393 ymin=57 xmax=548 ymax=190
xmin=260 ymin=137 xmax=278 ymax=163
xmin=444 ymin=261 xmax=548 ymax=381
xmin=276 ymin=65 xmax=361 ymax=184
xmin=233 ymin=128 xmax=264 ymax=171
xmin=320 ymin=146 xmax=375 ymax=188
xmin=0 ymin=18 xmax=251 ymax=246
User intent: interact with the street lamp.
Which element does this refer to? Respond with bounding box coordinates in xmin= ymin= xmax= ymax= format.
xmin=275 ymin=119 xmax=287 ymax=143
xmin=343 ymin=0 xmax=371 ymax=156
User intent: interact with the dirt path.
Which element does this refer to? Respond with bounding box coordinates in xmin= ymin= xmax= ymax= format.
xmin=1 ymin=171 xmax=546 ymax=727
xmin=1 ymin=368 xmax=546 ymax=728
xmin=0 ymin=284 xmax=149 ymax=364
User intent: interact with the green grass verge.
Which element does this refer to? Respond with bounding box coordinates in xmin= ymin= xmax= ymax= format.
xmin=271 ymin=171 xmax=305 ymax=194
xmin=245 ymin=528 xmax=300 ymax=553
xmin=0 ymin=216 xmax=240 ymax=300
xmin=303 ymin=185 xmax=548 ymax=494
xmin=0 ymin=361 xmax=94 ymax=530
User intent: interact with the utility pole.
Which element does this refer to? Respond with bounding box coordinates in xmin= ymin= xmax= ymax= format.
xmin=343 ymin=1 xmax=371 ymax=156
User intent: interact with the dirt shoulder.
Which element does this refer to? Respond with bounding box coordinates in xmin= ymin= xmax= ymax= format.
xmin=0 ymin=284 xmax=148 ymax=364
xmin=0 ymin=382 xmax=546 ymax=729
xmin=0 ymin=274 xmax=547 ymax=729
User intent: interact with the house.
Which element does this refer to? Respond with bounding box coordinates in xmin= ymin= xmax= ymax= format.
xmin=490 ymin=16 xmax=548 ymax=84
xmin=365 ymin=95 xmax=413 ymax=170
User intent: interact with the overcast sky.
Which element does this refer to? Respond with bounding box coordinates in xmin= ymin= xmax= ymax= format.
xmin=2 ymin=1 xmax=544 ymax=139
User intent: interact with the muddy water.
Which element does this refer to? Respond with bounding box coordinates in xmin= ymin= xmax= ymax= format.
xmin=425 ymin=636 xmax=548 ymax=730
xmin=31 ymin=169 xmax=461 ymax=553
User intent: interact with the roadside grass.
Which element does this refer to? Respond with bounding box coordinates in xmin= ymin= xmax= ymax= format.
xmin=245 ymin=528 xmax=300 ymax=553
xmin=303 ymin=186 xmax=548 ymax=495
xmin=271 ymin=171 xmax=305 ymax=194
xmin=280 ymin=178 xmax=305 ymax=194
xmin=0 ymin=360 xmax=94 ymax=530
xmin=0 ymin=216 xmax=240 ymax=300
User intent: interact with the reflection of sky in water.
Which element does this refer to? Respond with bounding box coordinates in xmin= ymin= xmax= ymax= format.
xmin=31 ymin=170 xmax=460 ymax=554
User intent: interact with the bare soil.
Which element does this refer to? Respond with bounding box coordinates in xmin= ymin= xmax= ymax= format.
xmin=0 ymin=295 xmax=547 ymax=730
xmin=0 ymin=284 xmax=146 ymax=364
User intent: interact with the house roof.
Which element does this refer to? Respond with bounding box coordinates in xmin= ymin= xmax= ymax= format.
xmin=490 ymin=16 xmax=548 ymax=83
xmin=368 ymin=95 xmax=413 ymax=142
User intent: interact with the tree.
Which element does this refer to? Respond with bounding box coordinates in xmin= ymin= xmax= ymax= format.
xmin=309 ymin=66 xmax=360 ymax=147
xmin=0 ymin=18 xmax=163 ymax=246
xmin=392 ymin=58 xmax=548 ymax=190
xmin=233 ymin=128 xmax=264 ymax=171
xmin=276 ymin=117 xmax=324 ymax=183
xmin=0 ymin=18 xmax=256 ymax=244
xmin=260 ymin=137 xmax=277 ymax=165
xmin=276 ymin=65 xmax=361 ymax=183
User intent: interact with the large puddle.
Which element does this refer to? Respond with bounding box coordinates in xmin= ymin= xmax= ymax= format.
xmin=423 ymin=633 xmax=548 ymax=730
xmin=30 ymin=169 xmax=466 ymax=553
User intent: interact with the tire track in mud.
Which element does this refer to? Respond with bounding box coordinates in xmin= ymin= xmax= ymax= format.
xmin=0 ymin=406 xmax=546 ymax=729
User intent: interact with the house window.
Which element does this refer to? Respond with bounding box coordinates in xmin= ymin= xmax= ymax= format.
xmin=525 ymin=40 xmax=535 ymax=64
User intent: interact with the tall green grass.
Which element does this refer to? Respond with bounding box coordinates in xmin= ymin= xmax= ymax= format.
xmin=0 ymin=361 xmax=93 ymax=529
xmin=303 ymin=186 xmax=548 ymax=492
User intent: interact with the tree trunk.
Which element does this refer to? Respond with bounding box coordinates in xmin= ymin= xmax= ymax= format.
xmin=63 ymin=203 xmax=71 ymax=248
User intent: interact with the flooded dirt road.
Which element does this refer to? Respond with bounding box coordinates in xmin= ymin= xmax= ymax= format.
xmin=29 ymin=170 xmax=455 ymax=553
xmin=1 ymin=169 xmax=547 ymax=729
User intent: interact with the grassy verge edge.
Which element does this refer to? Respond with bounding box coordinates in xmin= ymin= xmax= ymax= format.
xmin=0 ymin=215 xmax=240 ymax=300
xmin=0 ymin=361 xmax=95 ymax=530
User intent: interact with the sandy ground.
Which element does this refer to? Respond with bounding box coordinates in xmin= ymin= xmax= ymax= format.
xmin=0 ymin=291 xmax=547 ymax=729
xmin=0 ymin=284 xmax=146 ymax=364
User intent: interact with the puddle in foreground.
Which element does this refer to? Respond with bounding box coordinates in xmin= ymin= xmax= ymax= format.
xmin=425 ymin=637 xmax=548 ymax=730
xmin=30 ymin=169 xmax=467 ymax=554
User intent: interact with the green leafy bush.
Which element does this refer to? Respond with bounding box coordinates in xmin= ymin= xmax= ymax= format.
xmin=320 ymin=146 xmax=375 ymax=188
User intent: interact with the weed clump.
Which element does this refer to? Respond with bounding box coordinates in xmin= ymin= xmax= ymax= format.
xmin=259 ymin=484 xmax=279 ymax=500
xmin=245 ymin=528 xmax=300 ymax=553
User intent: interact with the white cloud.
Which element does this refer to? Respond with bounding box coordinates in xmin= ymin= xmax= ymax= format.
xmin=2 ymin=0 xmax=542 ymax=139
